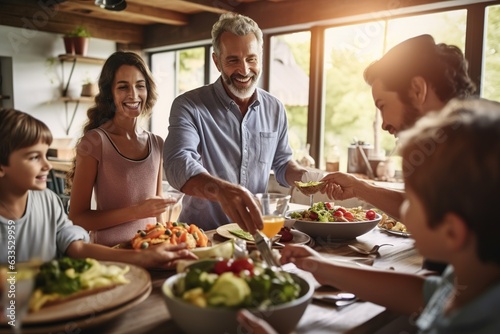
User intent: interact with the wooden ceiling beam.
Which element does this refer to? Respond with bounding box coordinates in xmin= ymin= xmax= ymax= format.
xmin=178 ymin=0 xmax=230 ymax=14
xmin=143 ymin=0 xmax=485 ymax=48
xmin=59 ymin=0 xmax=189 ymax=25
xmin=0 ymin=1 xmax=144 ymax=44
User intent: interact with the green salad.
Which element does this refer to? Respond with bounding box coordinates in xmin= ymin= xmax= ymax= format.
xmin=174 ymin=258 xmax=300 ymax=308
xmin=289 ymin=201 xmax=375 ymax=222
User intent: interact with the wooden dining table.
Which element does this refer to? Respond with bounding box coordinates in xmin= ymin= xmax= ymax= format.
xmin=69 ymin=211 xmax=423 ymax=334
xmin=6 ymin=203 xmax=424 ymax=334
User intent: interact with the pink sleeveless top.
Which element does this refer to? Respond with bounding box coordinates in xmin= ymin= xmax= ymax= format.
xmin=77 ymin=128 xmax=163 ymax=246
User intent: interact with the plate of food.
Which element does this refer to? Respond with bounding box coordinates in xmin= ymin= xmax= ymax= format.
xmin=294 ymin=181 xmax=325 ymax=195
xmin=13 ymin=257 xmax=151 ymax=326
xmin=377 ymin=214 xmax=411 ymax=237
xmin=113 ymin=221 xmax=210 ymax=250
xmin=286 ymin=202 xmax=382 ymax=239
xmin=216 ymin=223 xmax=311 ymax=246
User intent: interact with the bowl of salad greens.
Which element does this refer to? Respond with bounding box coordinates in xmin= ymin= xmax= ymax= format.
xmin=287 ymin=201 xmax=381 ymax=239
xmin=162 ymin=258 xmax=313 ymax=334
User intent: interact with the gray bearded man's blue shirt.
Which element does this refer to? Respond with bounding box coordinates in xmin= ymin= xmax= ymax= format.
xmin=163 ymin=77 xmax=293 ymax=230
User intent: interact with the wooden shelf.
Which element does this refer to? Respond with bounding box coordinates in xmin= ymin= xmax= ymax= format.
xmin=58 ymin=54 xmax=106 ymax=65
xmin=59 ymin=96 xmax=95 ymax=103
xmin=0 ymin=95 xmax=11 ymax=100
xmin=55 ymin=54 xmax=104 ymax=135
xmin=59 ymin=97 xmax=96 ymax=136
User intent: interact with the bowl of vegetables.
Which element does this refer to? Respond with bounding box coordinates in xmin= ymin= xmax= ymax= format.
xmin=162 ymin=258 xmax=313 ymax=334
xmin=287 ymin=202 xmax=381 ymax=239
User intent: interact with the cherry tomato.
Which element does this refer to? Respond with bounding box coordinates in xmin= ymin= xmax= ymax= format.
xmin=230 ymin=258 xmax=254 ymax=275
xmin=343 ymin=211 xmax=354 ymax=221
xmin=333 ymin=210 xmax=344 ymax=217
xmin=365 ymin=209 xmax=377 ymax=221
xmin=214 ymin=259 xmax=231 ymax=275
xmin=336 ymin=207 xmax=347 ymax=214
xmin=325 ymin=202 xmax=334 ymax=210
xmin=309 ymin=212 xmax=319 ymax=220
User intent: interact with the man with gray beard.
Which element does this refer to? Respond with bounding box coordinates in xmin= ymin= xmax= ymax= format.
xmin=164 ymin=13 xmax=306 ymax=232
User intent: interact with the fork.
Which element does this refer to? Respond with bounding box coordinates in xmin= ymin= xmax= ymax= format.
xmin=348 ymin=243 xmax=393 ymax=255
xmin=253 ymin=230 xmax=282 ymax=268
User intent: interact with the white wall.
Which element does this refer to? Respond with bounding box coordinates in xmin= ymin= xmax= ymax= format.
xmin=0 ymin=25 xmax=116 ymax=141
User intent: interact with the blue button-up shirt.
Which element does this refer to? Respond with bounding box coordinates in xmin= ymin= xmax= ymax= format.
xmin=164 ymin=77 xmax=293 ymax=230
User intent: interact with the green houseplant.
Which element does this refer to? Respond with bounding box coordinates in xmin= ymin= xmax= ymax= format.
xmin=63 ymin=25 xmax=91 ymax=56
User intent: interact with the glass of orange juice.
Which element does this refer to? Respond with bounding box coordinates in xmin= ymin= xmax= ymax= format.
xmin=255 ymin=193 xmax=291 ymax=238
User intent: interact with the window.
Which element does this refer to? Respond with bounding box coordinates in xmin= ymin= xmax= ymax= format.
xmin=482 ymin=5 xmax=500 ymax=101
xmin=323 ymin=10 xmax=466 ymax=172
xmin=269 ymin=32 xmax=311 ymax=162
xmin=150 ymin=3 xmax=496 ymax=177
xmin=150 ymin=47 xmax=207 ymax=139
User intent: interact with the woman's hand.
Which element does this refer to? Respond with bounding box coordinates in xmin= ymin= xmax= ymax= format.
xmin=135 ymin=196 xmax=177 ymax=220
xmin=320 ymin=172 xmax=360 ymax=200
xmin=142 ymin=242 xmax=198 ymax=269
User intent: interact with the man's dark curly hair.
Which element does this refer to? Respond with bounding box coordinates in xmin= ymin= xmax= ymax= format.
xmin=364 ymin=34 xmax=477 ymax=105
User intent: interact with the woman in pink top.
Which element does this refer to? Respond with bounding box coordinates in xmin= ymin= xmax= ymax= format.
xmin=67 ymin=51 xmax=174 ymax=246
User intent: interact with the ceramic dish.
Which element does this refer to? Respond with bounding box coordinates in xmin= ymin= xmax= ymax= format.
xmin=216 ymin=223 xmax=311 ymax=245
xmin=17 ymin=262 xmax=150 ymax=326
xmin=1 ymin=285 xmax=151 ymax=334
xmin=162 ymin=272 xmax=313 ymax=334
xmin=286 ymin=210 xmax=381 ymax=239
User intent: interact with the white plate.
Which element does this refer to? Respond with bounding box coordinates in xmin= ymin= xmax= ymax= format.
xmin=216 ymin=223 xmax=311 ymax=245
xmin=377 ymin=226 xmax=412 ymax=238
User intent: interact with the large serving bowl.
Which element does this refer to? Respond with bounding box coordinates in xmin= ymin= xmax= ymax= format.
xmin=162 ymin=272 xmax=313 ymax=334
xmin=288 ymin=210 xmax=381 ymax=240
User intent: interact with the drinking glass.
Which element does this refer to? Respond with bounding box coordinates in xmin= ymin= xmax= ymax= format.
xmin=162 ymin=189 xmax=184 ymax=223
xmin=254 ymin=193 xmax=291 ymax=239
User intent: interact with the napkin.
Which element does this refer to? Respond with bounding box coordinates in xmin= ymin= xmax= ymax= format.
xmin=301 ymin=168 xmax=326 ymax=183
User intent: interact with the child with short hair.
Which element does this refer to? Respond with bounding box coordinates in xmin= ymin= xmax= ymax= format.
xmin=0 ymin=108 xmax=196 ymax=268
xmin=240 ymin=98 xmax=500 ymax=333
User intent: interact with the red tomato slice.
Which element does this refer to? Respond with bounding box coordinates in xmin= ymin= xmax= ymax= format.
xmin=336 ymin=207 xmax=347 ymax=214
xmin=333 ymin=210 xmax=344 ymax=217
xmin=230 ymin=258 xmax=254 ymax=275
xmin=309 ymin=212 xmax=319 ymax=220
xmin=214 ymin=259 xmax=232 ymax=275
xmin=343 ymin=211 xmax=354 ymax=221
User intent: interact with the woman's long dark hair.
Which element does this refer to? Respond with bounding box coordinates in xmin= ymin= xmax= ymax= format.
xmin=66 ymin=51 xmax=158 ymax=191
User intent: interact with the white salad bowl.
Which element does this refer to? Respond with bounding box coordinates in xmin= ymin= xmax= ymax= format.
xmin=162 ymin=272 xmax=313 ymax=334
xmin=287 ymin=209 xmax=381 ymax=240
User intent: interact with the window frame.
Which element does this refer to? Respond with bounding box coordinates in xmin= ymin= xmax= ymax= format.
xmin=149 ymin=2 xmax=493 ymax=168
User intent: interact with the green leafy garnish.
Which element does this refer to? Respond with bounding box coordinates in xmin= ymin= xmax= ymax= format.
xmin=295 ymin=181 xmax=323 ymax=187
xmin=35 ymin=258 xmax=92 ymax=295
xmin=229 ymin=229 xmax=254 ymax=241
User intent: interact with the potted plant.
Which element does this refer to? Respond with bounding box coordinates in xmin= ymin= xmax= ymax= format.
xmin=81 ymin=77 xmax=98 ymax=97
xmin=63 ymin=25 xmax=91 ymax=56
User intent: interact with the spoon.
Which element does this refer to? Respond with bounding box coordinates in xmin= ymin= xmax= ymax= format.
xmin=348 ymin=244 xmax=393 ymax=255
xmin=316 ymin=292 xmax=356 ymax=301
xmin=313 ymin=292 xmax=358 ymax=307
